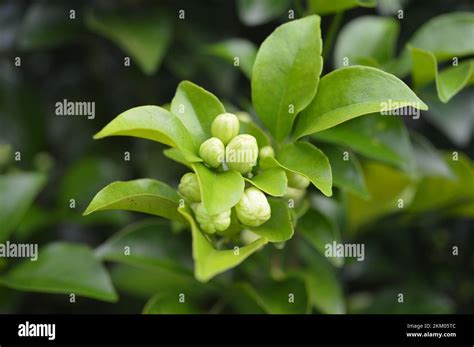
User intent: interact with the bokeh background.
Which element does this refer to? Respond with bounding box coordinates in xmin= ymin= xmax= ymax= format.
xmin=0 ymin=0 xmax=473 ymax=314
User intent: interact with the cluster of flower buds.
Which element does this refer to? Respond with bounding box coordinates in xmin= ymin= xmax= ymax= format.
xmin=178 ymin=112 xmax=272 ymax=234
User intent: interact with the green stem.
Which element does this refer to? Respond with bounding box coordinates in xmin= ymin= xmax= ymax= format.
xmin=322 ymin=11 xmax=344 ymax=65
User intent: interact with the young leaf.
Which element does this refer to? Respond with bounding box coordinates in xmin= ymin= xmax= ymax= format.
xmin=179 ymin=207 xmax=268 ymax=282
xmin=83 ymin=179 xmax=184 ymax=222
xmin=298 ymin=209 xmax=343 ymax=267
xmin=93 ymin=105 xmax=200 ymax=162
xmin=0 ymin=242 xmax=117 ymax=302
xmin=252 ymin=15 xmax=323 ymax=141
xmin=334 ymin=16 xmax=399 ymax=68
xmin=192 ymin=163 xmax=245 ymax=215
xmin=309 ymin=0 xmax=376 ymax=15
xmin=204 ymin=39 xmax=257 ymax=78
xmin=170 ymin=81 xmax=226 ymax=147
xmin=294 ymin=66 xmax=428 ymax=138
xmin=0 ymin=172 xmax=46 ymax=242
xmin=317 ymin=144 xmax=369 ymax=198
xmin=277 ymin=142 xmax=332 ymax=197
xmin=410 ymin=47 xmax=474 ymax=103
xmin=247 ymin=198 xmax=294 ymax=242
xmin=86 ymin=11 xmax=172 ymax=75
xmin=314 ymin=114 xmax=416 ymax=173
xmin=246 ymin=168 xmax=287 ymax=196
xmin=236 ymin=0 xmax=290 ymax=26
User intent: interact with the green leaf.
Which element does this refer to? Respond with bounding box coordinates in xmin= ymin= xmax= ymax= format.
xmin=0 ymin=172 xmax=46 ymax=242
xmin=0 ymin=242 xmax=117 ymax=302
xmin=247 ymin=198 xmax=294 ymax=242
xmin=314 ymin=113 xmax=416 ymax=173
xmin=170 ymin=81 xmax=226 ymax=147
xmin=83 ymin=179 xmax=184 ymax=222
xmin=294 ymin=66 xmax=428 ymax=138
xmin=252 ymin=15 xmax=323 ymax=141
xmin=407 ymin=12 xmax=474 ymax=62
xmin=205 ymin=39 xmax=257 ymax=78
xmin=334 ymin=16 xmax=399 ymax=68
xmin=237 ymin=277 xmax=309 ymax=314
xmin=317 ymin=144 xmax=369 ymax=198
xmin=411 ymin=133 xmax=452 ymax=178
xmin=143 ymin=293 xmax=200 ymax=314
xmin=419 ymin=88 xmax=473 ymax=147
xmin=410 ymin=47 xmax=474 ymax=103
xmin=409 ymin=153 xmax=474 ymax=213
xmin=298 ymin=209 xmax=343 ymax=266
xmin=236 ymin=0 xmax=290 ymax=26
xmin=93 ymin=105 xmax=200 ymax=162
xmin=95 ymin=219 xmax=192 ymax=273
xmin=309 ymin=0 xmax=376 ymax=15
xmin=179 ymin=207 xmax=268 ymax=282
xmin=163 ymin=148 xmax=192 ymax=169
xmin=192 ymin=163 xmax=245 ymax=215
xmin=299 ymin=243 xmax=345 ymax=313
xmin=277 ymin=142 xmax=332 ymax=197
xmin=347 ymin=162 xmax=415 ymax=231
xmin=18 ymin=2 xmax=83 ymax=50
xmin=86 ymin=11 xmax=172 ymax=74
xmin=246 ymin=168 xmax=287 ymax=196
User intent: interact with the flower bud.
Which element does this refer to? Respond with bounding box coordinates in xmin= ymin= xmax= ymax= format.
xmin=199 ymin=137 xmax=225 ymax=168
xmin=178 ymin=173 xmax=201 ymax=202
xmin=211 ymin=113 xmax=240 ymax=145
xmin=226 ymin=134 xmax=258 ymax=174
xmin=259 ymin=146 xmax=275 ymax=159
xmin=194 ymin=203 xmax=231 ymax=234
xmin=286 ymin=171 xmax=310 ymax=189
xmin=235 ymin=187 xmax=271 ymax=227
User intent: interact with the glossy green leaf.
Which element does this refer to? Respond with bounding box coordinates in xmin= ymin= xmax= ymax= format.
xmin=143 ymin=293 xmax=200 ymax=314
xmin=334 ymin=16 xmax=399 ymax=68
xmin=237 ymin=277 xmax=309 ymax=314
xmin=246 ymin=168 xmax=287 ymax=196
xmin=252 ymin=15 xmax=323 ymax=141
xmin=298 ymin=209 xmax=343 ymax=266
xmin=410 ymin=47 xmax=474 ymax=103
xmin=317 ymin=144 xmax=368 ymax=198
xmin=236 ymin=0 xmax=290 ymax=26
xmin=179 ymin=207 xmax=268 ymax=282
xmin=163 ymin=148 xmax=192 ymax=169
xmin=83 ymin=179 xmax=184 ymax=222
xmin=0 ymin=242 xmax=117 ymax=302
xmin=86 ymin=11 xmax=172 ymax=74
xmin=299 ymin=243 xmax=345 ymax=313
xmin=309 ymin=0 xmax=376 ymax=15
xmin=170 ymin=81 xmax=226 ymax=147
xmin=95 ymin=219 xmax=192 ymax=273
xmin=93 ymin=105 xmax=200 ymax=162
xmin=205 ymin=39 xmax=257 ymax=78
xmin=192 ymin=163 xmax=245 ymax=215
xmin=347 ymin=162 xmax=415 ymax=231
xmin=314 ymin=113 xmax=416 ymax=173
xmin=409 ymin=153 xmax=474 ymax=213
xmin=294 ymin=66 xmax=428 ymax=138
xmin=0 ymin=172 xmax=46 ymax=242
xmin=407 ymin=12 xmax=474 ymax=62
xmin=277 ymin=142 xmax=332 ymax=197
xmin=247 ymin=198 xmax=293 ymax=242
